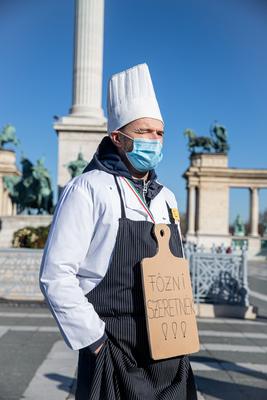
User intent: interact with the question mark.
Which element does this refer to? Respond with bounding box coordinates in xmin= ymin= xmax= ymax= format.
xmin=172 ymin=322 xmax=178 ymax=339
xmin=161 ymin=322 xmax=168 ymax=340
xmin=181 ymin=321 xmax=186 ymax=338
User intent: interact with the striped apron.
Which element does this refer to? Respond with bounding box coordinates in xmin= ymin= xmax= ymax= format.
xmin=75 ymin=176 xmax=197 ymax=399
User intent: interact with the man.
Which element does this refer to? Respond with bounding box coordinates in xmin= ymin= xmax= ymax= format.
xmin=39 ymin=63 xmax=197 ymax=399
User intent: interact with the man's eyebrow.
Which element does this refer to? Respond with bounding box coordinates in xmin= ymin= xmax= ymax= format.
xmin=133 ymin=128 xmax=164 ymax=132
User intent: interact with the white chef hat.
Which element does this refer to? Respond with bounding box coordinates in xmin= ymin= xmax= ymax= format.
xmin=107 ymin=63 xmax=163 ymax=134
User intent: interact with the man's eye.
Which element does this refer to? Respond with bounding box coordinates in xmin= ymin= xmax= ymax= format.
xmin=136 ymin=129 xmax=148 ymax=134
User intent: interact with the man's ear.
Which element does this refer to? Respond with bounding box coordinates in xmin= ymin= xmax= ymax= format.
xmin=110 ymin=131 xmax=123 ymax=149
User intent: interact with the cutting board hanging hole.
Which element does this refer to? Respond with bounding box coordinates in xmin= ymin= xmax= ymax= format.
xmin=154 ymin=224 xmax=171 ymax=256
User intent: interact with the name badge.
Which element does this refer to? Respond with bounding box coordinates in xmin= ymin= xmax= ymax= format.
xmin=171 ymin=208 xmax=180 ymax=222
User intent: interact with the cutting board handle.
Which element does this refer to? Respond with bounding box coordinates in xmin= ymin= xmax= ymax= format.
xmin=153 ymin=224 xmax=171 ymax=257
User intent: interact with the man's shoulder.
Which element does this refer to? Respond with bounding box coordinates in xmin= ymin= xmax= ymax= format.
xmin=67 ymin=170 xmax=114 ymax=192
xmin=158 ymin=183 xmax=177 ymax=208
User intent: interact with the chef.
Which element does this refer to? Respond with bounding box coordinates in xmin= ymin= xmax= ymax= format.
xmin=39 ymin=63 xmax=197 ymax=399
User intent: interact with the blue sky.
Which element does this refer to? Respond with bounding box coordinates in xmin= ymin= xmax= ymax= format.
xmin=0 ymin=0 xmax=266 ymax=223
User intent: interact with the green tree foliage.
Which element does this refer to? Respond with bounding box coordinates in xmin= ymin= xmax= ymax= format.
xmin=12 ymin=225 xmax=51 ymax=248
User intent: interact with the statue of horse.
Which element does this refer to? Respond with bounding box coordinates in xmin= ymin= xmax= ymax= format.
xmin=184 ymin=129 xmax=213 ymax=153
xmin=0 ymin=124 xmax=20 ymax=149
xmin=3 ymin=156 xmax=54 ymax=214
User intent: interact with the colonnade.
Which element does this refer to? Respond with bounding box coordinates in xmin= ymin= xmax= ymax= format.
xmin=187 ymin=185 xmax=261 ymax=237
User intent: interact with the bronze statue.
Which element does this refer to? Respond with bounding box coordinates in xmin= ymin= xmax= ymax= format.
xmin=184 ymin=122 xmax=230 ymax=155
xmin=0 ymin=124 xmax=20 ymax=149
xmin=3 ymin=156 xmax=54 ymax=214
xmin=233 ymin=214 xmax=245 ymax=237
xmin=184 ymin=129 xmax=213 ymax=153
xmin=210 ymin=123 xmax=230 ymax=153
xmin=65 ymin=151 xmax=88 ymax=178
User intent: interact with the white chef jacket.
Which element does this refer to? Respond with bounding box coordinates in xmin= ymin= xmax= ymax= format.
xmin=39 ymin=169 xmax=184 ymax=351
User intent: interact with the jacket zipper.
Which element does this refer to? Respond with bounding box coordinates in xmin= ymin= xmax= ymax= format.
xmin=142 ymin=181 xmax=149 ymax=205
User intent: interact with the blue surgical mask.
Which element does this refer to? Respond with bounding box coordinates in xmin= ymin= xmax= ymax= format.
xmin=119 ymin=132 xmax=163 ymax=172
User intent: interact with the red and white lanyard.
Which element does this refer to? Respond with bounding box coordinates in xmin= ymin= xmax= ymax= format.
xmin=121 ymin=177 xmax=155 ymax=224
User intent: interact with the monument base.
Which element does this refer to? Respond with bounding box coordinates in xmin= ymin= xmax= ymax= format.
xmin=247 ymin=235 xmax=262 ymax=259
xmin=186 ymin=233 xmax=231 ymax=248
xmin=0 ymin=215 xmax=52 ymax=248
xmin=186 ymin=233 xmax=263 ymax=259
xmin=195 ymin=303 xmax=258 ymax=320
xmin=0 ymin=248 xmax=44 ymax=301
xmin=54 ymin=117 xmax=107 ymax=198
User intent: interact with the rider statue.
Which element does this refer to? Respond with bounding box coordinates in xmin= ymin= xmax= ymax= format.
xmin=0 ymin=124 xmax=20 ymax=149
xmin=184 ymin=122 xmax=230 ymax=155
xmin=3 ymin=156 xmax=54 ymax=214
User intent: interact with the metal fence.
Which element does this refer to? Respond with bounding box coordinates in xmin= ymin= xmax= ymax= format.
xmin=0 ymin=243 xmax=249 ymax=305
xmin=184 ymin=242 xmax=249 ymax=306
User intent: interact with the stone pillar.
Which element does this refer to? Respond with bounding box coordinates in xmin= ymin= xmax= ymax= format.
xmin=187 ymin=185 xmax=196 ymax=235
xmin=70 ymin=0 xmax=105 ymax=122
xmin=54 ymin=0 xmax=107 ymax=195
xmin=248 ymin=187 xmax=261 ymax=256
xmin=249 ymin=187 xmax=259 ymax=236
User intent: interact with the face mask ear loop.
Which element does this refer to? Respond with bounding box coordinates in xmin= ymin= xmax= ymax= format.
xmin=117 ymin=131 xmax=135 ymax=165
xmin=118 ymin=131 xmax=134 ymax=141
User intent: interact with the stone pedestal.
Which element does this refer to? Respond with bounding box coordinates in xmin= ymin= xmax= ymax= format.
xmin=184 ymin=153 xmax=231 ymax=248
xmin=0 ymin=215 xmax=52 ymax=248
xmin=187 ymin=233 xmax=231 ymax=248
xmin=0 ymin=248 xmax=44 ymax=300
xmin=0 ymin=149 xmax=20 ymax=216
xmin=190 ymin=152 xmax=228 ymax=169
xmin=54 ymin=124 xmax=106 ymax=196
xmin=247 ymin=236 xmax=262 ymax=259
xmin=195 ymin=304 xmax=257 ymax=319
xmin=197 ymin=182 xmax=229 ymax=236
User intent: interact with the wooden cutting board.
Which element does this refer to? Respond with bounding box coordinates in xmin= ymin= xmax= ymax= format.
xmin=140 ymin=224 xmax=200 ymax=360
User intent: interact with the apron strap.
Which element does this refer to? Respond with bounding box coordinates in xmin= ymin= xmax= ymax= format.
xmin=165 ymin=201 xmax=176 ymax=224
xmin=114 ymin=175 xmax=126 ymax=218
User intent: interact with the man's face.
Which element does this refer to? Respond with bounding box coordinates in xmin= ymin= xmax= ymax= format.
xmin=111 ymin=117 xmax=164 ymax=153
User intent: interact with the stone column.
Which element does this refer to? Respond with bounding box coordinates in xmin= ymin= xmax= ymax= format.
xmin=54 ymin=0 xmax=107 ymax=194
xmin=70 ymin=0 xmax=105 ymax=122
xmin=187 ymin=185 xmax=196 ymax=235
xmin=250 ymin=187 xmax=259 ymax=236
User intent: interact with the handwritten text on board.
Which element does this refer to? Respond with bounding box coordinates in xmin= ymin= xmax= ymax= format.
xmin=145 ymin=272 xmax=195 ymax=341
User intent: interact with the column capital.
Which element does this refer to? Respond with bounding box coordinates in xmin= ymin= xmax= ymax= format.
xmin=187 ymin=183 xmax=197 ymax=190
